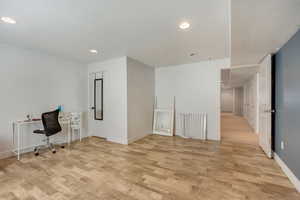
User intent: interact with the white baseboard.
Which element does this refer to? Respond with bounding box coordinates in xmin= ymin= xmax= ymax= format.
xmin=0 ymin=150 xmax=14 ymax=160
xmin=107 ymin=137 xmax=128 ymax=145
xmin=274 ymin=153 xmax=300 ymax=192
xmin=0 ymin=137 xmax=86 ymax=160
xmin=0 ymin=145 xmax=37 ymax=160
xmin=127 ymin=133 xmax=149 ymax=144
xmin=153 ymin=132 xmax=173 ymax=136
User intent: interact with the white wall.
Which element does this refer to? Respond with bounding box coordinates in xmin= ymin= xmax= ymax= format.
xmin=127 ymin=58 xmax=155 ymax=143
xmin=0 ymin=43 xmax=87 ymax=158
xmin=155 ymin=59 xmax=230 ymax=141
xmin=221 ymin=88 xmax=234 ymax=112
xmin=88 ymin=57 xmax=155 ymax=144
xmin=88 ymin=57 xmax=128 ymax=144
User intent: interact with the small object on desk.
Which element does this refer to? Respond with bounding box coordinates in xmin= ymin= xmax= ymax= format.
xmin=58 ymin=105 xmax=64 ymax=112
xmin=26 ymin=114 xmax=31 ymax=121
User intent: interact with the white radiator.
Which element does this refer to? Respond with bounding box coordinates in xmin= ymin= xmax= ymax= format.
xmin=175 ymin=112 xmax=207 ymax=140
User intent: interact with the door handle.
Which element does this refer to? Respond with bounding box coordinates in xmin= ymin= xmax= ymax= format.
xmin=264 ymin=109 xmax=276 ymax=113
xmin=90 ymin=107 xmax=95 ymax=110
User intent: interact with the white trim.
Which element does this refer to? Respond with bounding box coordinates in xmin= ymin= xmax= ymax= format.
xmin=0 ymin=134 xmax=88 ymax=160
xmin=232 ymin=88 xmax=236 ymax=114
xmin=107 ymin=136 xmax=128 ymax=145
xmin=256 ymin=72 xmax=260 ymax=134
xmin=0 ymin=150 xmax=13 ymax=159
xmin=0 ymin=145 xmax=44 ymax=160
xmin=274 ymin=153 xmax=300 ymax=192
xmin=127 ymin=133 xmax=150 ymax=144
xmin=231 ymin=64 xmax=260 ymax=69
xmin=217 ymin=68 xmax=222 ymax=141
xmin=258 ymin=53 xmax=270 ymax=64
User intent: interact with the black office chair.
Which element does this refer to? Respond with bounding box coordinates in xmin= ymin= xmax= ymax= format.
xmin=33 ymin=109 xmax=62 ymax=156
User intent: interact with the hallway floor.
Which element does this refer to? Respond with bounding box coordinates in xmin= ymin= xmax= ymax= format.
xmin=221 ymin=113 xmax=258 ymax=146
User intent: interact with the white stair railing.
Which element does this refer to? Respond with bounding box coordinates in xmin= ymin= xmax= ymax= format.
xmin=175 ymin=112 xmax=207 ymax=140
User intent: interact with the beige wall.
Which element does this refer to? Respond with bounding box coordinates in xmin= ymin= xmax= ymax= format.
xmin=221 ymin=88 xmax=234 ymax=113
xmin=127 ymin=58 xmax=155 ymax=143
xmin=234 ymin=87 xmax=244 ymax=116
xmin=155 ymin=59 xmax=230 ymax=141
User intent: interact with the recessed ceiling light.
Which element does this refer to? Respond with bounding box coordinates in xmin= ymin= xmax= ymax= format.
xmin=179 ymin=22 xmax=190 ymax=30
xmin=89 ymin=49 xmax=98 ymax=54
xmin=1 ymin=17 xmax=16 ymax=24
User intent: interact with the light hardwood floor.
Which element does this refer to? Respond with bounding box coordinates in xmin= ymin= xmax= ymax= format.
xmin=221 ymin=113 xmax=258 ymax=145
xmin=0 ymin=117 xmax=299 ymax=199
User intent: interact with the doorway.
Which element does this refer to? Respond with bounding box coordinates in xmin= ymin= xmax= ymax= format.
xmin=220 ymin=66 xmax=260 ymax=145
xmin=221 ymin=113 xmax=258 ymax=145
xmin=220 ymin=57 xmax=274 ymax=158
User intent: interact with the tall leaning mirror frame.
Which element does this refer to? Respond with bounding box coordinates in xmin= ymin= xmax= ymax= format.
xmin=94 ymin=78 xmax=103 ymax=120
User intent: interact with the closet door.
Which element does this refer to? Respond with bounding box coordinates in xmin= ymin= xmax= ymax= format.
xmin=88 ymin=72 xmax=106 ymax=138
xmin=259 ymin=55 xmax=272 ymax=158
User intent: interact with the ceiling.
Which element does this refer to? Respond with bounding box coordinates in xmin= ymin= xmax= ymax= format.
xmin=0 ymin=0 xmax=230 ymax=67
xmin=222 ymin=66 xmax=259 ymax=88
xmin=231 ymin=0 xmax=300 ymax=66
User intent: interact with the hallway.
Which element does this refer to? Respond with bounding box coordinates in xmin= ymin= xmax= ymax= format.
xmin=221 ymin=113 xmax=258 ymax=145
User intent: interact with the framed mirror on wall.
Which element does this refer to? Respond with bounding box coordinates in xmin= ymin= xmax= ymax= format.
xmin=94 ymin=78 xmax=103 ymax=120
xmin=88 ymin=71 xmax=105 ymax=138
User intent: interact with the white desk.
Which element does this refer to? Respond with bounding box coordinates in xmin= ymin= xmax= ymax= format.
xmin=12 ymin=118 xmax=71 ymax=160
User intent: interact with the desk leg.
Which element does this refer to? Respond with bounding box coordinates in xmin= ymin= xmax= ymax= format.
xmin=12 ymin=123 xmax=15 ymax=146
xmin=70 ymin=128 xmax=73 ymax=146
xmin=17 ymin=125 xmax=20 ymax=160
xmin=68 ymin=122 xmax=71 ymax=148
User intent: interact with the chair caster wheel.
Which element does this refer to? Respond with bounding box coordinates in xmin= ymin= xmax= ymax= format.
xmin=52 ymin=150 xmax=56 ymax=154
xmin=61 ymin=146 xmax=65 ymax=149
xmin=35 ymin=153 xmax=39 ymax=156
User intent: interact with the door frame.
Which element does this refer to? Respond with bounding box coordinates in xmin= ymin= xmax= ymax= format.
xmin=87 ymin=71 xmax=105 ymax=138
xmin=271 ymin=54 xmax=276 ymax=152
xmin=219 ymin=60 xmax=275 ymax=158
xmin=258 ymin=54 xmax=273 ymax=158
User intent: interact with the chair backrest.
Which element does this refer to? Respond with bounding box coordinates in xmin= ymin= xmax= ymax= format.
xmin=41 ymin=109 xmax=62 ymax=136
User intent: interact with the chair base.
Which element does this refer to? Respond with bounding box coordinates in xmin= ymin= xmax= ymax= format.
xmin=34 ymin=137 xmax=56 ymax=156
